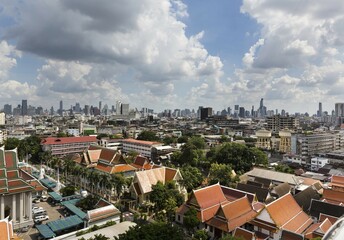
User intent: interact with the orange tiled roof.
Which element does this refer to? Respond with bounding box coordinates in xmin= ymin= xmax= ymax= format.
xmin=207 ymin=197 xmax=258 ymax=232
xmin=112 ymin=164 xmax=136 ymax=173
xmin=41 ymin=136 xmax=97 ymax=145
xmin=265 ymin=193 xmax=313 ymax=233
xmin=233 ymin=227 xmax=255 ymax=240
xmin=191 ymin=184 xmax=227 ymax=209
xmin=319 ymin=213 xmax=338 ymax=224
xmin=330 ymin=175 xmax=344 ymax=189
xmin=322 ymin=188 xmax=344 ymax=205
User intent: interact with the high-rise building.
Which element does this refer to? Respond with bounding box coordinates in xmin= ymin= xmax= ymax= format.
xmin=3 ymin=104 xmax=12 ymax=115
xmin=239 ymin=107 xmax=245 ymax=118
xmin=116 ymin=101 xmax=122 ymax=115
xmin=318 ymin=102 xmax=322 ymax=117
xmin=266 ymin=114 xmax=299 ymax=133
xmin=59 ymin=100 xmax=63 ymax=116
xmin=121 ymin=103 xmax=129 ymax=115
xmin=335 ymin=103 xmax=344 ymax=117
xmin=99 ymin=101 xmax=102 ymax=114
xmin=21 ymin=99 xmax=28 ymax=116
xmin=200 ymin=107 xmax=212 ymax=120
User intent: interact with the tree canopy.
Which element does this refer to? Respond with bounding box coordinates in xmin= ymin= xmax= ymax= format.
xmin=136 ymin=131 xmax=160 ymax=142
xmin=180 ymin=165 xmax=204 ymax=192
xmin=208 ymin=163 xmax=234 ymax=187
xmin=114 ymin=222 xmax=186 ymax=240
xmin=208 ymin=142 xmax=268 ymax=173
xmin=150 ymin=181 xmax=184 ymax=213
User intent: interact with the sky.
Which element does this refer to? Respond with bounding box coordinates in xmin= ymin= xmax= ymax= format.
xmin=0 ymin=0 xmax=344 ymax=114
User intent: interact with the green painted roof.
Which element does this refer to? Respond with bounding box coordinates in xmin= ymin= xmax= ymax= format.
xmin=62 ymin=202 xmax=86 ymax=219
xmin=47 ymin=215 xmax=83 ymax=232
xmin=36 ymin=224 xmax=56 ymax=238
xmin=48 ymin=191 xmax=62 ymax=201
xmin=40 ymin=178 xmax=57 ymax=189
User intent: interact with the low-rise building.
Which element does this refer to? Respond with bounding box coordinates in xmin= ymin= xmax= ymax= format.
xmin=311 ymin=157 xmax=329 ymax=171
xmin=41 ymin=136 xmax=98 ymax=157
xmin=121 ymin=138 xmax=163 ymax=159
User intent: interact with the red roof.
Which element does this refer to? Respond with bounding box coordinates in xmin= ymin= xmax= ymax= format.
xmin=41 ymin=136 xmax=97 ymax=145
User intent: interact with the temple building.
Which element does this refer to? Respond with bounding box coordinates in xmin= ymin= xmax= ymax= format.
xmin=0 ymin=146 xmax=40 ymax=229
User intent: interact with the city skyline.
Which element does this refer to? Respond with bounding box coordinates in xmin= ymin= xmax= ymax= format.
xmin=1 ymin=1 xmax=344 ymax=112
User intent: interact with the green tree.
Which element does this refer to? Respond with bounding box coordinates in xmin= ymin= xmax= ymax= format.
xmin=194 ymin=229 xmax=208 ymax=240
xmin=209 ymin=142 xmax=268 ymax=173
xmin=137 ymin=131 xmax=160 ymax=141
xmin=114 ymin=222 xmax=186 ymax=240
xmin=219 ymin=235 xmax=244 ymax=240
xmin=189 ymin=136 xmax=205 ymax=149
xmin=76 ymin=195 xmax=100 ymax=211
xmin=96 ymin=133 xmax=109 ymax=140
xmin=60 ymin=185 xmax=76 ymax=197
xmin=208 ymin=163 xmax=233 ymax=187
xmin=183 ymin=207 xmax=200 ymax=233
xmin=177 ymin=136 xmax=188 ymax=143
xmin=4 ymin=138 xmax=20 ymax=150
xmin=275 ymin=164 xmax=294 ymax=174
xmin=150 ymin=181 xmax=168 ymax=211
xmin=163 ymin=136 xmax=176 ymax=145
xmin=180 ymin=165 xmax=204 ymax=192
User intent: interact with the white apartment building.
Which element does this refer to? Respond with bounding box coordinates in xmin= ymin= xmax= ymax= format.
xmin=0 ymin=112 xmax=5 ymax=125
xmin=122 ymin=138 xmax=162 ymax=159
xmin=293 ymin=132 xmax=344 ymax=160
xmin=311 ymin=157 xmax=329 ymax=171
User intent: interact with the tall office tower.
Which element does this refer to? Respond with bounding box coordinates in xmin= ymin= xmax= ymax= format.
xmin=99 ymin=101 xmax=102 ymax=114
xmin=234 ymin=105 xmax=239 ymax=118
xmin=21 ymin=99 xmax=28 ymax=116
xmin=227 ymin=107 xmax=232 ymax=116
xmin=318 ymin=102 xmax=322 ymax=117
xmin=116 ymin=101 xmax=122 ymax=115
xmin=251 ymin=106 xmax=254 ymax=117
xmin=3 ymin=104 xmax=12 ymax=115
xmin=75 ymin=102 xmax=81 ymax=113
xmin=281 ymin=109 xmax=286 ymax=117
xmin=239 ymin=107 xmax=245 ymax=118
xmin=335 ymin=103 xmax=344 ymax=117
xmin=121 ymin=103 xmax=129 ymax=115
xmin=50 ymin=106 xmax=54 ymax=116
xmin=200 ymin=107 xmax=212 ymax=120
xmin=84 ymin=105 xmax=90 ymax=116
xmin=59 ymin=100 xmax=63 ymax=116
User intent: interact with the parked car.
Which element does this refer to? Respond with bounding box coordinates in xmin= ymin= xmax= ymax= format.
xmin=40 ymin=195 xmax=48 ymax=201
xmin=32 ymin=206 xmax=44 ymax=212
xmin=32 ymin=198 xmax=40 ymax=203
xmin=34 ymin=215 xmax=49 ymax=224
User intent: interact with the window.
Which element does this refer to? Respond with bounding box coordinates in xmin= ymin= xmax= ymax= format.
xmin=209 ymin=226 xmax=213 ymax=233
xmin=177 ymin=215 xmax=180 ymax=221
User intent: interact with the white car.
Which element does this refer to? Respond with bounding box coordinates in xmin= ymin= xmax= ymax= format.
xmin=40 ymin=195 xmax=48 ymax=201
xmin=34 ymin=215 xmax=49 ymax=224
xmin=32 ymin=206 xmax=44 ymax=212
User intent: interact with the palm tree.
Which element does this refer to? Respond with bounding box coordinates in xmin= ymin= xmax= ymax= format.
xmin=111 ymin=174 xmax=126 ymax=201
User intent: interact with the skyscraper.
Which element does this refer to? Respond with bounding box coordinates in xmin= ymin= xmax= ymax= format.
xmin=99 ymin=101 xmax=102 ymax=115
xmin=318 ymin=102 xmax=322 ymax=117
xmin=59 ymin=100 xmax=63 ymax=116
xmin=3 ymin=104 xmax=12 ymax=115
xmin=21 ymin=99 xmax=28 ymax=116
xmin=335 ymin=103 xmax=344 ymax=117
xmin=116 ymin=101 xmax=122 ymax=115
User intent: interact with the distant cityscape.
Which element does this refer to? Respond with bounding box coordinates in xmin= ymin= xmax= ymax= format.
xmin=2 ymin=99 xmax=344 ymax=122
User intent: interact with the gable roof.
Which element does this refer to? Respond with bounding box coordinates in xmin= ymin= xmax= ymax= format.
xmin=134 ymin=167 xmax=179 ymax=195
xmin=0 ymin=146 xmax=34 ymax=195
xmin=221 ymin=185 xmax=256 ymax=203
xmin=294 ymin=186 xmax=321 ymax=211
xmin=236 ymin=183 xmax=269 ymax=203
xmin=206 ymin=196 xmax=258 ymax=232
xmin=265 ymin=193 xmax=313 ymax=234
xmin=309 ymin=199 xmax=344 ymax=219
xmin=322 ymin=188 xmax=344 ymax=205
xmin=330 ymin=175 xmax=344 ymax=189
xmin=272 ymin=182 xmax=291 ymax=197
xmin=244 ymin=168 xmax=299 ymax=185
xmin=190 ymin=184 xmax=227 ymax=209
